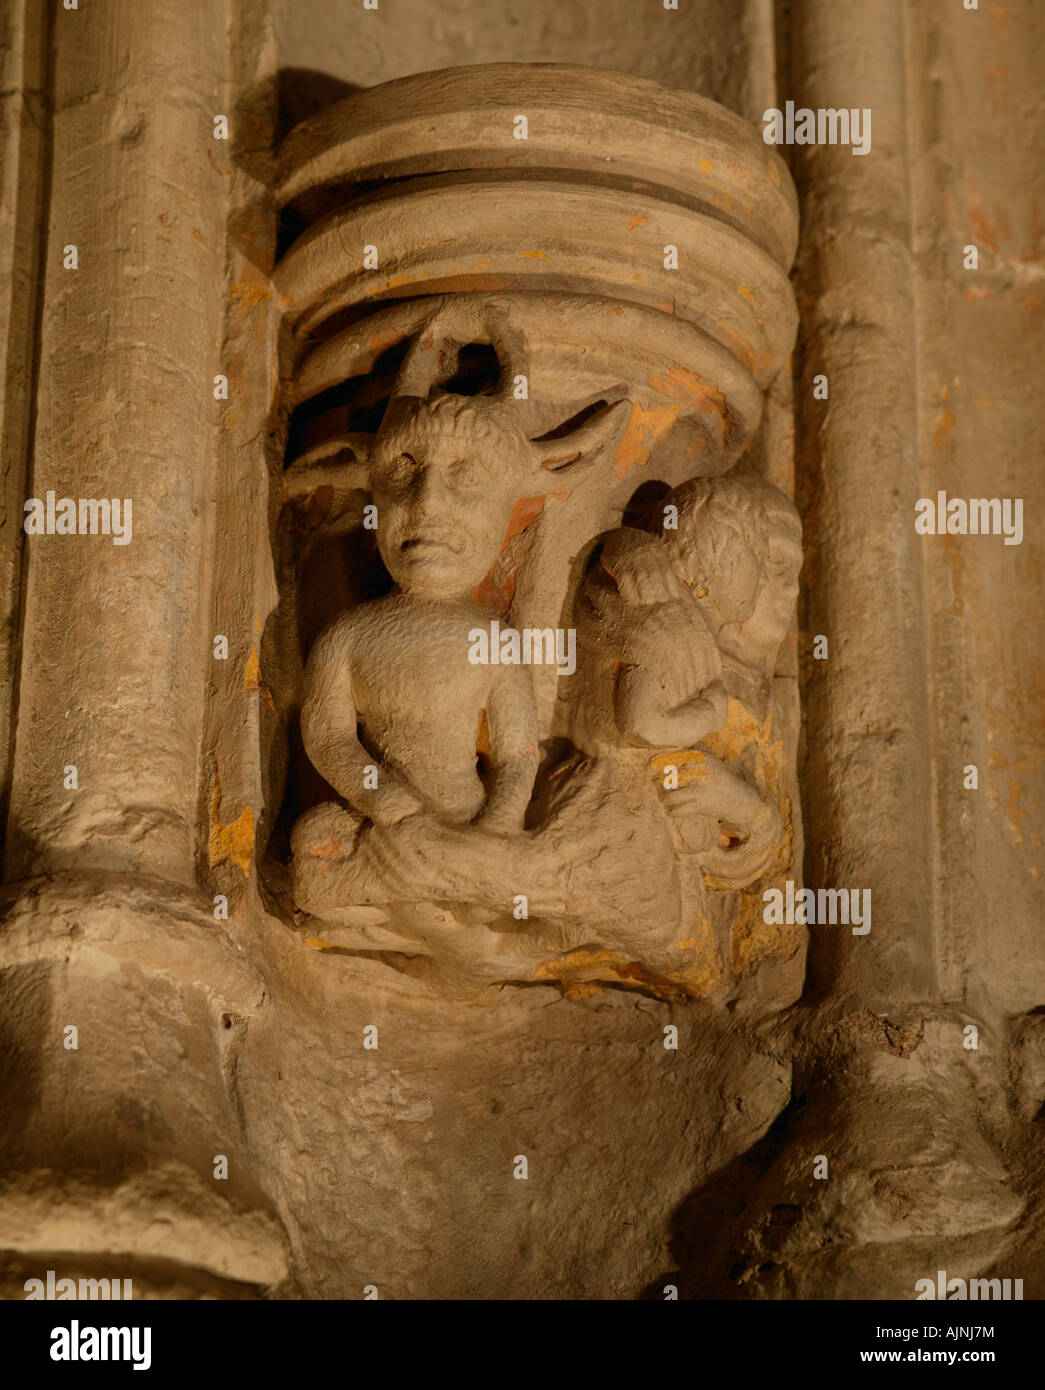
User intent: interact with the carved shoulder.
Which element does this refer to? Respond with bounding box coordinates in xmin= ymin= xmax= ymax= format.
xmin=302 ymin=610 xmax=367 ymax=708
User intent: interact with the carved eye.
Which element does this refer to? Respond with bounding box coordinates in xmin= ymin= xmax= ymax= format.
xmin=381 ymin=452 xmax=418 ymax=489
xmin=446 ymin=456 xmax=481 ymax=489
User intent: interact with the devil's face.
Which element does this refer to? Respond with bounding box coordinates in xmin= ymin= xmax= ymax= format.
xmin=370 ymin=397 xmax=531 ymax=597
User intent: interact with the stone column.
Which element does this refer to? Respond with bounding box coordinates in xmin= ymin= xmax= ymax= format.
xmin=0 ymin=0 xmax=47 ymax=829
xmin=4 ymin=2 xmax=225 ymax=885
xmin=790 ymin=0 xmax=935 ymax=1008
xmin=0 ymin=0 xmax=287 ymax=1297
xmin=704 ymin=0 xmax=1031 ymax=1300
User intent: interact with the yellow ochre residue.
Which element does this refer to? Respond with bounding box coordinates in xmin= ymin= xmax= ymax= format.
xmin=208 ymin=770 xmax=254 ymax=878
xmin=532 ymin=949 xmax=693 ymax=1002
xmin=650 ymin=748 xmax=710 ymax=786
xmin=229 ymin=280 xmax=272 ymax=314
xmin=702 ymin=700 xmax=800 ymax=977
xmin=669 ymin=911 xmax=724 ymax=998
xmin=244 ymin=645 xmax=261 ymax=691
xmin=933 ymin=408 xmax=955 ymax=452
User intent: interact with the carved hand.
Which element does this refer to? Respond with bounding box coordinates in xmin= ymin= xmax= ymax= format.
xmin=369 ymin=779 xmax=426 ymax=826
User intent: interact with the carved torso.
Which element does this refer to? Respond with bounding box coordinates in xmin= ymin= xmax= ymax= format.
xmin=306 ymin=592 xmax=534 ymax=826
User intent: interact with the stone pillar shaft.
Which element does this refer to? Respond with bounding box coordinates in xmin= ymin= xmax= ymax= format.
xmin=792 ymin=0 xmax=936 ymax=1006
xmin=4 ymin=0 xmax=228 ymax=887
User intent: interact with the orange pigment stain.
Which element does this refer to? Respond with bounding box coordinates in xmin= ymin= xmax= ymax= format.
xmin=539 ymin=447 xmax=581 ymax=469
xmin=627 ymin=216 xmax=648 ymax=230
xmin=470 ymin=496 xmax=551 ymax=613
xmin=501 ymin=495 xmax=548 ymax=548
xmin=471 ymin=570 xmax=517 ymax=614
xmin=968 ymin=206 xmax=1008 ymax=255
xmin=612 ymin=401 xmax=679 ymax=480
xmin=932 ymin=408 xmax=955 ymax=451
xmin=1005 ymin=779 xmax=1027 ymax=846
xmin=648 ymin=368 xmax=730 ymax=444
xmin=308 ymin=839 xmax=344 ymax=860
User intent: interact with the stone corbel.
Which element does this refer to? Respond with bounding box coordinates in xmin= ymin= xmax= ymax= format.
xmin=269 ymin=65 xmax=805 ymax=999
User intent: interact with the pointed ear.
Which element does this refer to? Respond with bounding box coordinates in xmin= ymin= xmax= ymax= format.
xmin=283 ymin=432 xmax=372 ymax=499
xmin=531 ymin=398 xmax=631 ymax=472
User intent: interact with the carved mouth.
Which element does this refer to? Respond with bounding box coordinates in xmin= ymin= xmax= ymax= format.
xmin=399 ymin=535 xmax=464 ymax=556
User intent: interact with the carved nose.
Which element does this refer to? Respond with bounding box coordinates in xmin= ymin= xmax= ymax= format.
xmin=411 ymin=468 xmax=458 ymax=519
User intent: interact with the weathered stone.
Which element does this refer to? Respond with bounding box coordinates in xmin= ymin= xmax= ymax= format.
xmin=0 ymin=0 xmax=1039 ymax=1304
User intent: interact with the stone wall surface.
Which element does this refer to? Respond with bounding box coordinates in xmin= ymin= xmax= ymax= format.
xmin=0 ymin=0 xmax=1040 ymax=1303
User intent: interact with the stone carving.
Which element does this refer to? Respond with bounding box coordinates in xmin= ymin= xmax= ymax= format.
xmin=291 ymin=458 xmax=800 ymax=980
xmin=1 ymin=0 xmax=1039 ymax=1307
xmin=298 ymin=393 xmax=548 ymax=839
xmin=272 ymin=65 xmax=801 ymax=992
xmin=561 ymin=473 xmax=799 ymax=888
